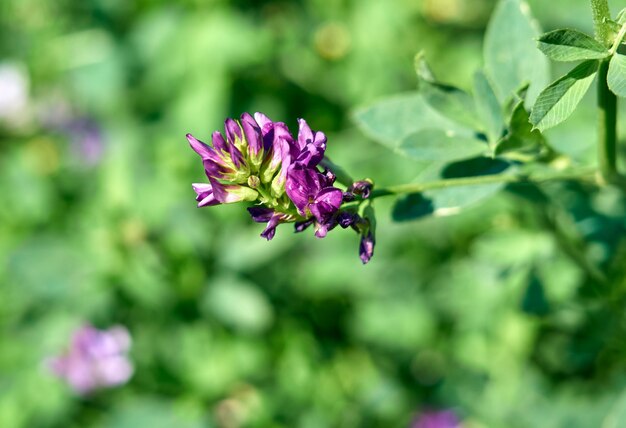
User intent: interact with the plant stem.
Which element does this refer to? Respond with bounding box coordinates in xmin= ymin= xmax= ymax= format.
xmin=597 ymin=58 xmax=618 ymax=182
xmin=591 ymin=0 xmax=613 ymax=46
xmin=610 ymin=22 xmax=626 ymax=55
xmin=370 ymin=167 xmax=597 ymax=199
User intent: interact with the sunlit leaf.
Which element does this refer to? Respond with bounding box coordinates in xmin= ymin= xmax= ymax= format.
xmin=537 ymin=29 xmax=610 ymax=61
xmin=608 ymin=54 xmax=626 ymax=97
xmin=530 ymin=60 xmax=599 ymax=132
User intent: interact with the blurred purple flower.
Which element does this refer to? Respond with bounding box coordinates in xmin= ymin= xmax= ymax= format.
xmin=65 ymin=118 xmax=104 ymax=166
xmin=411 ymin=410 xmax=462 ymax=428
xmin=48 ymin=324 xmax=133 ymax=395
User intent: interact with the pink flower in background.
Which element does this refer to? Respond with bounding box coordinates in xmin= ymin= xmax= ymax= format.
xmin=411 ymin=409 xmax=463 ymax=428
xmin=48 ymin=324 xmax=133 ymax=394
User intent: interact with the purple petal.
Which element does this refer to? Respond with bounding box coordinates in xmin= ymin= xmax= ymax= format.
xmin=309 ymin=187 xmax=343 ymax=223
xmin=212 ymin=131 xmax=228 ymax=153
xmin=254 ymin=112 xmax=272 ymax=131
xmin=192 ymin=183 xmax=219 ymax=207
xmin=297 ymin=118 xmax=314 ymax=150
xmin=241 ymin=112 xmax=262 ymax=157
xmin=208 ymin=177 xmax=255 ymax=204
xmin=247 ymin=206 xmax=275 ymax=222
xmin=314 ymin=218 xmax=337 ymax=238
xmin=260 ymin=214 xmax=283 ymax=241
xmin=228 ymin=141 xmax=246 ymax=168
xmin=285 ymin=164 xmax=322 ymax=214
xmin=187 ymin=133 xmax=220 ymax=163
xmin=202 ymin=158 xmax=228 ymax=179
xmin=224 ymin=118 xmax=242 ymax=144
xmin=296 ymin=142 xmax=325 ymax=168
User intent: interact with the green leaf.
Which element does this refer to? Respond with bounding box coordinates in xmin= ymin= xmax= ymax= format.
xmin=521 ymin=271 xmax=550 ymax=316
xmin=484 ymin=0 xmax=550 ymax=106
xmin=608 ymin=54 xmax=626 ymax=97
xmin=537 ymin=29 xmax=610 ymax=61
xmin=530 ymin=60 xmax=599 ymax=132
xmin=496 ymin=100 xmax=547 ymax=155
xmin=392 ymin=158 xmax=511 ymax=221
xmin=397 ymin=129 xmax=487 ymax=162
xmin=352 ymin=92 xmax=468 ymax=150
xmin=473 ymin=71 xmax=504 ymax=145
xmin=415 ymin=53 xmax=482 ymax=129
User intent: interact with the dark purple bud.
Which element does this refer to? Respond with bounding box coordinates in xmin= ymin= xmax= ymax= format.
xmin=314 ymin=217 xmax=338 ymax=238
xmin=337 ymin=211 xmax=357 ymax=228
xmin=349 ymin=180 xmax=373 ymax=199
xmin=294 ymin=219 xmax=314 ymax=233
xmin=323 ymin=169 xmax=336 ymax=186
xmin=241 ymin=112 xmax=263 ymax=157
xmin=359 ymin=230 xmax=375 ymax=264
xmin=247 ymin=206 xmax=275 ymax=222
xmin=342 ymin=192 xmax=356 ymax=202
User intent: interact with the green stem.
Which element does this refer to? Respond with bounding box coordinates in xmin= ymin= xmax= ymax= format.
xmin=597 ymin=58 xmax=618 ymax=182
xmin=590 ymin=0 xmax=613 ymax=46
xmin=610 ymin=22 xmax=626 ymax=55
xmin=371 ymin=167 xmax=597 ymax=199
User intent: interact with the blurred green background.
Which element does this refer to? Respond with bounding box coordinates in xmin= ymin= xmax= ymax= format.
xmin=2 ymin=0 xmax=626 ymax=427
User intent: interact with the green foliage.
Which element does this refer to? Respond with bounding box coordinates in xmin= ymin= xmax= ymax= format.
xmin=537 ymin=29 xmax=610 ymax=61
xmin=398 ymin=129 xmax=486 ymax=162
xmin=352 ymin=93 xmax=464 ymax=150
xmin=608 ymin=54 xmax=626 ymax=97
xmin=530 ymin=60 xmax=599 ymax=132
xmin=473 ymin=71 xmax=505 ymax=147
xmin=414 ymin=53 xmax=483 ymax=130
xmin=484 ymin=0 xmax=550 ymax=105
xmin=3 ymin=0 xmax=626 ymax=427
xmin=392 ymin=159 xmax=512 ymax=221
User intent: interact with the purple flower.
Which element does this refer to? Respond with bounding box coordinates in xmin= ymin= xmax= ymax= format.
xmin=187 ymin=112 xmax=376 ymax=262
xmin=48 ymin=325 xmax=133 ymax=395
xmin=411 ymin=410 xmax=462 ymax=428
xmin=286 ymin=164 xmax=342 ymax=220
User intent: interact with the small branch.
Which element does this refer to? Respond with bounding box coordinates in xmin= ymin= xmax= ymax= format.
xmin=371 ymin=167 xmax=597 ymax=199
xmin=609 ymin=22 xmax=626 ymax=55
xmin=590 ymin=0 xmax=614 ymax=46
